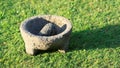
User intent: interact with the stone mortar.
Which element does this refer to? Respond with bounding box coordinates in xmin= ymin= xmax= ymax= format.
xmin=20 ymin=15 xmax=72 ymax=55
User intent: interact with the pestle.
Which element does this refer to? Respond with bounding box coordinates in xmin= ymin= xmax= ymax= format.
xmin=38 ymin=23 xmax=57 ymax=36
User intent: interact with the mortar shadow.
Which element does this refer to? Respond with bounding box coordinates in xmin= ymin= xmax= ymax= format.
xmin=69 ymin=24 xmax=120 ymax=51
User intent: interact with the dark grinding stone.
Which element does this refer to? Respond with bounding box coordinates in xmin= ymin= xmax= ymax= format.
xmin=38 ymin=23 xmax=57 ymax=36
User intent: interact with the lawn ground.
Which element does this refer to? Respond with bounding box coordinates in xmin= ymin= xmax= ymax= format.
xmin=0 ymin=0 xmax=120 ymax=68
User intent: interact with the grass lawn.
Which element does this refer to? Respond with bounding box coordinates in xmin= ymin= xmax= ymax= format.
xmin=0 ymin=0 xmax=120 ymax=68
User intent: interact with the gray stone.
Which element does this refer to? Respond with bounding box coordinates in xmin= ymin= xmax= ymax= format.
xmin=38 ymin=23 xmax=56 ymax=36
xmin=20 ymin=15 xmax=72 ymax=55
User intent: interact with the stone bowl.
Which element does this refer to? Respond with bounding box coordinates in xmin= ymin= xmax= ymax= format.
xmin=20 ymin=15 xmax=72 ymax=55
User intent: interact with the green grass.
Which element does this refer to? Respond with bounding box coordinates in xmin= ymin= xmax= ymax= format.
xmin=0 ymin=0 xmax=120 ymax=68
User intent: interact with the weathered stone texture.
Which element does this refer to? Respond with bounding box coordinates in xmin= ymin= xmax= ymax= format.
xmin=20 ymin=15 xmax=72 ymax=55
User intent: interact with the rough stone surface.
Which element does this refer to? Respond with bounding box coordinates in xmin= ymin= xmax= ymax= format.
xmin=20 ymin=15 xmax=72 ymax=55
xmin=38 ymin=23 xmax=56 ymax=36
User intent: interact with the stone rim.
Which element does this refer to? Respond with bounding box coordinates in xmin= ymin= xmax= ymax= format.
xmin=20 ymin=15 xmax=72 ymax=40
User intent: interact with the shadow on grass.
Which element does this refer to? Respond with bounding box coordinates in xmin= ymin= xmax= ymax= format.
xmin=25 ymin=24 xmax=120 ymax=55
xmin=69 ymin=24 xmax=120 ymax=51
